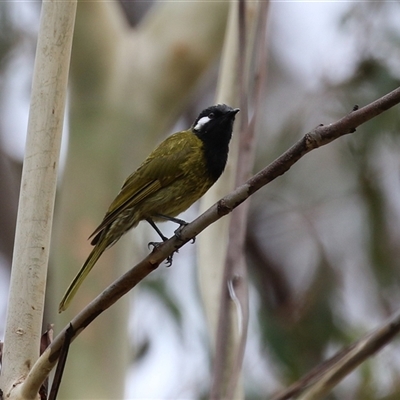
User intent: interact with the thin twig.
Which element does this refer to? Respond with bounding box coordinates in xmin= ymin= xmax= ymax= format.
xmin=48 ymin=324 xmax=74 ymax=400
xmin=272 ymin=309 xmax=400 ymax=400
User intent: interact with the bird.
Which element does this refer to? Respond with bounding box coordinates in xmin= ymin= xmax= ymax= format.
xmin=59 ymin=104 xmax=239 ymax=312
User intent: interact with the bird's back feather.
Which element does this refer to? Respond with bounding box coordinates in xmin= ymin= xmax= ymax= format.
xmin=89 ymin=131 xmax=203 ymax=244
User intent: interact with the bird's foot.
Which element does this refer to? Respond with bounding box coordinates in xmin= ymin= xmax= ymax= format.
xmin=148 ymin=241 xmax=161 ymax=250
xmin=148 ymin=241 xmax=177 ymax=267
xmin=174 ymin=225 xmax=195 ymax=243
xmin=153 ymin=214 xmax=195 ymax=243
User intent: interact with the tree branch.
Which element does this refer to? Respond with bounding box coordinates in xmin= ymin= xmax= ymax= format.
xmin=272 ymin=309 xmax=400 ymax=400
xmin=246 ymin=86 xmax=400 ymax=196
xmin=0 ymin=1 xmax=76 ymax=398
xmin=25 ymin=85 xmax=400 ymax=393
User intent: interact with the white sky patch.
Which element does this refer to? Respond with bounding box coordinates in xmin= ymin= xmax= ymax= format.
xmin=271 ymin=2 xmax=354 ymax=88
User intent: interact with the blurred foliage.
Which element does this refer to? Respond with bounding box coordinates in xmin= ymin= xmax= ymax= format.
xmin=246 ymin=2 xmax=400 ymax=399
xmin=0 ymin=3 xmax=25 ymax=267
xmin=0 ymin=3 xmax=16 ymax=71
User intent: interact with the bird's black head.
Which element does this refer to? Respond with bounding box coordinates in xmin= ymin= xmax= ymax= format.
xmin=192 ymin=104 xmax=239 ymax=181
xmin=192 ymin=104 xmax=239 ymax=138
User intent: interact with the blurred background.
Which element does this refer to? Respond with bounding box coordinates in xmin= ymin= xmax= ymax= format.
xmin=1 ymin=1 xmax=400 ymax=399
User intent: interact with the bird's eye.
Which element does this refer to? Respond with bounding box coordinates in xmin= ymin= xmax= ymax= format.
xmin=209 ymin=113 xmax=215 ymax=119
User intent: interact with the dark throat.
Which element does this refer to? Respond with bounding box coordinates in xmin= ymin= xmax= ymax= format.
xmin=199 ymin=133 xmax=231 ymax=182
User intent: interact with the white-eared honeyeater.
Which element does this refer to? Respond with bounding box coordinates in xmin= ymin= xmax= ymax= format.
xmin=59 ymin=104 xmax=239 ymax=312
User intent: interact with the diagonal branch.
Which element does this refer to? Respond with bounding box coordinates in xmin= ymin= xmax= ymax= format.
xmin=23 ymin=85 xmax=400 ymax=395
xmin=271 ymin=309 xmax=400 ymax=400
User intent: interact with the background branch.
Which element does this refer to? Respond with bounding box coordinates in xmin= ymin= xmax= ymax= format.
xmin=272 ymin=309 xmax=400 ymax=400
xmin=0 ymin=1 xmax=76 ymax=399
xmin=197 ymin=0 xmax=240 ymax=349
xmin=210 ymin=0 xmax=270 ymax=398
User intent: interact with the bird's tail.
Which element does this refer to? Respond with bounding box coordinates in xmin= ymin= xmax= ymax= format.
xmin=58 ymin=238 xmax=108 ymax=313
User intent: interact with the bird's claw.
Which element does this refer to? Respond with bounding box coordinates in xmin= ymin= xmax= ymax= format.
xmin=148 ymin=241 xmax=160 ymax=250
xmin=166 ymin=254 xmax=174 ymax=267
xmin=174 ymin=226 xmax=184 ymax=240
xmin=148 ymin=241 xmax=178 ymax=267
xmin=174 ymin=223 xmax=196 ymax=243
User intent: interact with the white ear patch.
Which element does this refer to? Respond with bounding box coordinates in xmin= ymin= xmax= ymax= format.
xmin=194 ymin=116 xmax=211 ymax=131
